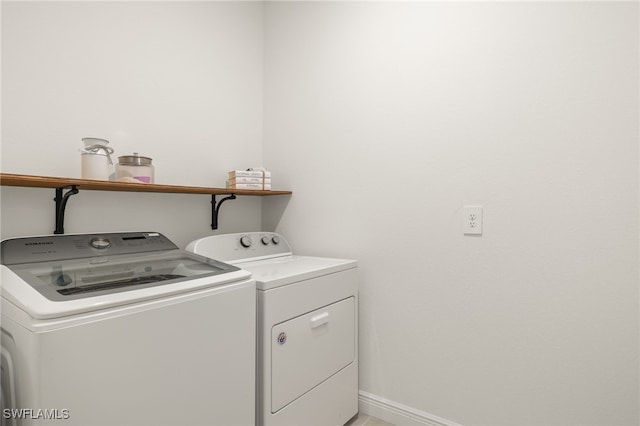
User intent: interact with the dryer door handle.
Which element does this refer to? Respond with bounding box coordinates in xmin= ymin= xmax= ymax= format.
xmin=310 ymin=312 xmax=329 ymax=328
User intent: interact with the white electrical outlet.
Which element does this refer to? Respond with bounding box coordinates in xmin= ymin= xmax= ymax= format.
xmin=463 ymin=206 xmax=483 ymax=235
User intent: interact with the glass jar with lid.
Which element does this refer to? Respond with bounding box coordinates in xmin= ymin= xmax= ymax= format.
xmin=115 ymin=153 xmax=154 ymax=183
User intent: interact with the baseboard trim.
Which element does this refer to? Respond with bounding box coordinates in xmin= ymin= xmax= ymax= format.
xmin=358 ymin=391 xmax=462 ymax=426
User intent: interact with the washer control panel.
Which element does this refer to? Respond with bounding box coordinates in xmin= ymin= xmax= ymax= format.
xmin=1 ymin=232 xmax=178 ymax=265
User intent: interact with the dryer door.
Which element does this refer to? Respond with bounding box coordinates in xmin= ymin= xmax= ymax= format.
xmin=271 ymin=297 xmax=355 ymax=413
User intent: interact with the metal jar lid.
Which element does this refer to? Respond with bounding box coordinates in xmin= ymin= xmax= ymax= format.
xmin=117 ymin=153 xmax=153 ymax=166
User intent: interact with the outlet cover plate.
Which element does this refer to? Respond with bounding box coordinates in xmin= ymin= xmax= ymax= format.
xmin=463 ymin=206 xmax=483 ymax=235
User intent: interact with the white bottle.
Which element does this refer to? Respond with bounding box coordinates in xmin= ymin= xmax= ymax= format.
xmin=80 ymin=138 xmax=114 ymax=180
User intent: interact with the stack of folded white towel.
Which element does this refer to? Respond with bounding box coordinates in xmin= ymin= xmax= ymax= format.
xmin=227 ymin=169 xmax=272 ymax=190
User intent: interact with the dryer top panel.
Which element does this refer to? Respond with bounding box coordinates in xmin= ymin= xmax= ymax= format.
xmin=237 ymin=255 xmax=357 ymax=290
xmin=186 ymin=232 xmax=357 ymax=290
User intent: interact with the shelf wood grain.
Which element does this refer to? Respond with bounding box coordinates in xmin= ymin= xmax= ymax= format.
xmin=0 ymin=173 xmax=292 ymax=196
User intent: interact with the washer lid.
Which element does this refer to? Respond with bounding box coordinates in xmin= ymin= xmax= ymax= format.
xmin=4 ymin=250 xmax=241 ymax=302
xmin=1 ymin=259 xmax=251 ymax=320
xmin=234 ymin=255 xmax=357 ymax=290
xmin=0 ymin=232 xmax=252 ymax=319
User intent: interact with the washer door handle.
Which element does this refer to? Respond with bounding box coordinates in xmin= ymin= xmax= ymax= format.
xmin=310 ymin=312 xmax=329 ymax=328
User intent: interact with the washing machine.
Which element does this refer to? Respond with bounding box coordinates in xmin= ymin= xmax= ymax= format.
xmin=0 ymin=232 xmax=256 ymax=426
xmin=186 ymin=232 xmax=358 ymax=426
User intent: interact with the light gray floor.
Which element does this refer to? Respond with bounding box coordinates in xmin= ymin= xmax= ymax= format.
xmin=345 ymin=413 xmax=395 ymax=426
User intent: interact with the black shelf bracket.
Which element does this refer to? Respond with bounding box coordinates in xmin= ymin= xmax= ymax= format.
xmin=211 ymin=194 xmax=236 ymax=230
xmin=54 ymin=186 xmax=79 ymax=234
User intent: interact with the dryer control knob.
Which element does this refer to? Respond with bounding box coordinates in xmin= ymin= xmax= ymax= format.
xmin=261 ymin=236 xmax=270 ymax=245
xmin=240 ymin=235 xmax=253 ymax=248
xmin=271 ymin=236 xmax=280 ymax=245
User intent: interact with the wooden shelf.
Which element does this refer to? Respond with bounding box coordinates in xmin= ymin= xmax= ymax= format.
xmin=0 ymin=173 xmax=292 ymax=234
xmin=0 ymin=173 xmax=292 ymax=196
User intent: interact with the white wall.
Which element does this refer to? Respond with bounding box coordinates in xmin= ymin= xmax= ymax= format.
xmin=2 ymin=2 xmax=639 ymax=425
xmin=263 ymin=2 xmax=639 ymax=425
xmin=1 ymin=1 xmax=265 ymax=247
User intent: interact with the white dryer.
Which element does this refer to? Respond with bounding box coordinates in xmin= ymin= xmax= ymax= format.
xmin=1 ymin=232 xmax=256 ymax=426
xmin=186 ymin=232 xmax=358 ymax=426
